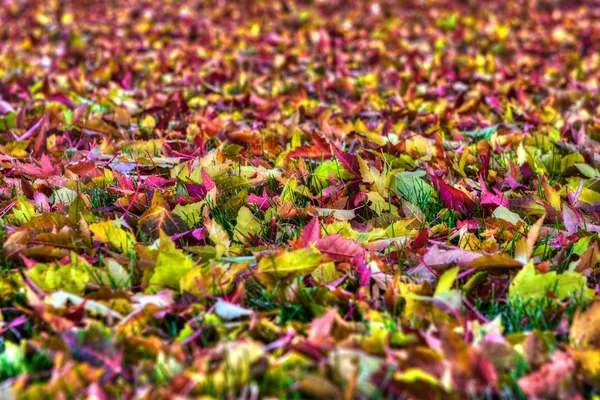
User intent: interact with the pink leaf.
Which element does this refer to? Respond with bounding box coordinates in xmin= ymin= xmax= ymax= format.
xmin=144 ymin=176 xmax=174 ymax=189
xmin=314 ymin=234 xmax=366 ymax=260
xmin=353 ymin=257 xmax=371 ymax=287
xmin=191 ymin=227 xmax=207 ymax=241
xmin=201 ymin=169 xmax=216 ymax=191
xmin=518 ymin=351 xmax=579 ymax=400
xmin=308 ymin=308 xmax=337 ymax=345
xmin=563 ymin=204 xmax=581 ymax=235
xmin=300 ymin=217 xmax=321 ymax=247
xmin=479 ymin=175 xmax=508 ymax=209
xmin=248 ymin=193 xmax=271 ymax=211
xmin=19 ymin=154 xmax=60 ymax=178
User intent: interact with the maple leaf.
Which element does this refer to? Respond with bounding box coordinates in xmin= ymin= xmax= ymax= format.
xmin=429 ymin=174 xmax=475 ymax=215
xmin=518 ymin=351 xmax=579 ymax=400
xmin=138 ymin=206 xmax=188 ymax=240
xmin=509 ymin=261 xmax=595 ymax=309
xmin=19 ymin=154 xmax=60 ymax=178
xmin=332 ymin=145 xmax=360 ymax=176
xmin=300 ymin=216 xmax=321 ymax=247
xmin=89 ymin=220 xmax=136 ymax=253
xmin=314 ymin=234 xmax=366 ymax=260
xmin=257 ymin=248 xmax=325 ymax=278
xmin=147 ymin=231 xmax=194 ymax=292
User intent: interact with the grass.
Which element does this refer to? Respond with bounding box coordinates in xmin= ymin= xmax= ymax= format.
xmin=474 ymin=288 xmax=589 ymax=336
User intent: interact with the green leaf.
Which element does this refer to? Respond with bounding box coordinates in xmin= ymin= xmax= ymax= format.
xmin=27 ymin=252 xmax=92 ymax=295
xmin=11 ymin=196 xmax=36 ymax=224
xmin=492 ymin=206 xmax=523 ymax=225
xmin=575 ymin=163 xmax=600 ymax=178
xmin=257 ymin=248 xmax=325 ymax=278
xmin=463 ymin=124 xmax=498 ymax=140
xmin=234 ymin=206 xmax=261 ymax=243
xmin=173 ymin=202 xmax=203 ymax=227
xmin=312 ymin=161 xmax=354 ymax=188
xmin=148 ymin=231 xmax=195 ymax=292
xmin=392 ymin=171 xmax=433 ymax=205
xmin=509 ymin=261 xmax=595 ymax=309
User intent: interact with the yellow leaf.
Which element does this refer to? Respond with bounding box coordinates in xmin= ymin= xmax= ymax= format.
xmin=89 ymin=220 xmax=136 ymax=253
xmin=257 ymin=248 xmax=325 ymax=278
xmin=543 ymin=180 xmax=561 ymax=210
xmin=509 ymin=261 xmax=595 ymax=309
xmin=206 ymin=217 xmax=230 ymax=256
xmin=235 ymin=206 xmax=261 ymax=243
xmin=358 ymin=154 xmax=388 ymax=196
xmin=11 ymin=196 xmax=36 ymax=224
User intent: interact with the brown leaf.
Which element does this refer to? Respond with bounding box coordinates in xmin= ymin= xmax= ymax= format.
xmin=467 ymin=254 xmax=522 ymax=271
xmin=526 ymin=215 xmax=545 ymax=261
xmin=573 ymin=242 xmax=599 ymax=273
xmin=138 ymin=206 xmax=188 ymax=240
xmin=570 ymin=301 xmax=600 ymax=347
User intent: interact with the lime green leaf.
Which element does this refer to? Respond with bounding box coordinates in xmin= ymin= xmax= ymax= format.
xmin=575 ymin=163 xmax=600 ymax=178
xmin=27 ymin=252 xmax=92 ymax=295
xmin=509 ymin=261 xmax=595 ymax=309
xmin=313 ymin=161 xmax=354 ymax=188
xmin=173 ymin=202 xmax=203 ymax=227
xmin=11 ymin=196 xmax=36 ymax=224
xmin=234 ymin=206 xmax=261 ymax=243
xmin=148 ymin=231 xmax=195 ymax=292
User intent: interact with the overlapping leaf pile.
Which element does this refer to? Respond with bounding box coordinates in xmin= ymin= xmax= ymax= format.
xmin=1 ymin=0 xmax=600 ymax=398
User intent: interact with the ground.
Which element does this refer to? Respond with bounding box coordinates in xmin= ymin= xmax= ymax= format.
xmin=1 ymin=0 xmax=600 ymax=398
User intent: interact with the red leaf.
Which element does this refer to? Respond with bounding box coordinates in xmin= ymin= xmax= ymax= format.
xmin=287 ymin=131 xmax=333 ymax=160
xmin=410 ymin=228 xmax=429 ymax=250
xmin=314 ymin=234 xmax=366 ymax=260
xmin=332 ymin=145 xmax=360 ymax=176
xmin=301 ymin=217 xmax=321 ymax=247
xmin=429 ymin=174 xmax=475 ymax=215
xmin=66 ymin=161 xmax=103 ymax=179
